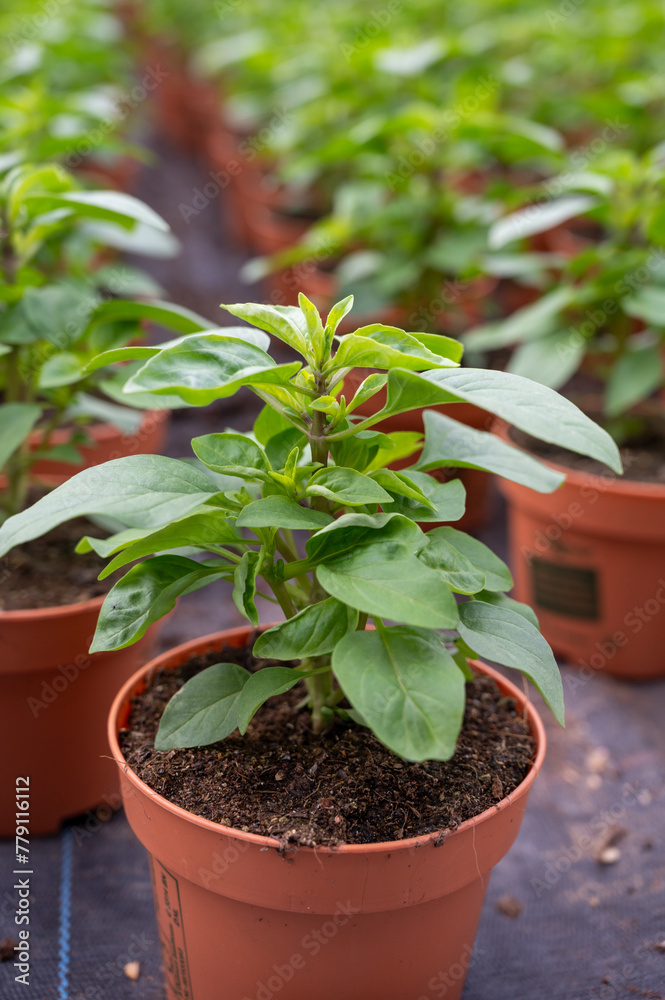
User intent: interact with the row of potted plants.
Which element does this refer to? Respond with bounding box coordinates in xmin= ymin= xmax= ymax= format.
xmin=129 ymin=0 xmax=665 ymax=679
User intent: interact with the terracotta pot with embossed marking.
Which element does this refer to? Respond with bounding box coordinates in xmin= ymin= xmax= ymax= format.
xmin=109 ymin=626 xmax=546 ymax=1000
xmin=496 ymin=421 xmax=665 ymax=680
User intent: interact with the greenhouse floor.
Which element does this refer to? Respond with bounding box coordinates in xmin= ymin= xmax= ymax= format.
xmin=1 ymin=134 xmax=663 ymax=1000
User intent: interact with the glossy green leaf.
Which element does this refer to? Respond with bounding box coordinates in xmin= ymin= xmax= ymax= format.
xmin=457 ymin=601 xmax=564 ymax=725
xmin=380 ymin=369 xmax=621 ymax=473
xmin=424 ymin=527 xmax=513 ymax=592
xmin=99 ymin=509 xmax=243 ymax=578
xmin=0 ymin=402 xmax=42 ymax=469
xmin=0 ymin=455 xmax=221 ymax=556
xmin=155 ymin=662 xmax=250 ymax=750
xmin=91 ymin=556 xmax=227 ymax=651
xmin=380 ymin=473 xmax=467 ymax=523
xmin=233 ymin=550 xmax=262 ymax=626
xmin=192 ymin=433 xmax=270 ymax=480
xmin=236 ymin=667 xmax=304 ymax=734
xmin=237 ymin=496 xmax=333 ymax=530
xmin=85 ymin=327 xmax=271 ymax=374
xmin=124 ymin=334 xmax=301 ymax=405
xmin=330 ymin=325 xmax=460 ymax=372
xmin=325 ymin=295 xmax=355 ymax=335
xmin=222 ymin=301 xmax=308 ymax=354
xmin=305 ymin=467 xmax=392 ymax=505
xmin=254 ymin=598 xmax=358 ymax=659
xmin=476 ymin=590 xmax=540 ymax=629
xmin=306 ymin=512 xmax=422 ymax=563
xmin=317 ymin=542 xmax=459 ymax=629
xmin=332 ymin=626 xmax=465 ymax=761
xmin=369 ymin=469 xmax=435 ymax=508
xmin=417 ymin=410 xmax=564 ymax=492
xmin=418 ymin=531 xmax=486 ymax=594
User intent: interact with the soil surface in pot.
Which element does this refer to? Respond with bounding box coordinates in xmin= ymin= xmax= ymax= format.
xmin=0 ymin=517 xmax=117 ymax=611
xmin=511 ymin=425 xmax=665 ymax=483
xmin=120 ymin=642 xmax=535 ymax=848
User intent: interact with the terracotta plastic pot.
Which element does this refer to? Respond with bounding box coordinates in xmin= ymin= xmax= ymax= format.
xmin=29 ymin=408 xmax=169 ymax=477
xmin=497 ymin=421 xmax=665 ymax=680
xmin=342 ymin=369 xmax=492 ymax=532
xmin=109 ymin=627 xmax=546 ymax=1000
xmin=0 ymin=595 xmax=161 ymax=836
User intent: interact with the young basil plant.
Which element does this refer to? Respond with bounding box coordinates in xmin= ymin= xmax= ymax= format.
xmin=0 ymin=294 xmax=622 ymax=761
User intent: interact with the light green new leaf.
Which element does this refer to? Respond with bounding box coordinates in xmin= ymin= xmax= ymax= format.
xmin=236 ymin=667 xmax=304 ymax=735
xmin=192 ymin=433 xmax=270 ymax=480
xmin=237 ymin=496 xmax=333 ymax=530
xmin=417 ymin=410 xmax=564 ymax=492
xmin=305 ymin=467 xmax=392 ymax=505
xmin=325 ymin=295 xmax=355 ymax=335
xmin=381 ymin=369 xmax=621 ymax=473
xmin=254 ymin=598 xmax=358 ymax=659
xmin=424 ymin=527 xmax=513 ymax=591
xmin=91 ymin=556 xmax=228 ymax=651
xmin=0 ymin=455 xmax=221 ymax=556
xmin=222 ymin=302 xmax=308 ymax=355
xmin=332 ymin=626 xmax=466 ymax=761
xmin=330 ymin=325 xmax=460 ymax=372
xmin=344 ymin=372 xmax=388 ymax=414
xmin=155 ymin=662 xmax=250 ymax=750
xmin=99 ymin=509 xmax=243 ymax=578
xmin=233 ymin=550 xmax=262 ymax=626
xmin=76 ymin=526 xmax=159 ymax=557
xmin=457 ymin=601 xmax=564 ymax=725
xmin=0 ymin=402 xmax=42 ymax=469
xmin=605 ymin=344 xmax=663 ymax=418
xmin=317 ymin=545 xmax=459 ymax=629
xmin=124 ymin=335 xmax=302 ymax=405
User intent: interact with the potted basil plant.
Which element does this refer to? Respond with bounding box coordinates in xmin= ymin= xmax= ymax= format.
xmin=0 ymin=294 xmax=620 ymax=997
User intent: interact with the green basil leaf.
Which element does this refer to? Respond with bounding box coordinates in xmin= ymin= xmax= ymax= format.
xmin=332 ymin=626 xmax=465 ymax=761
xmin=237 ymin=496 xmax=333 ymax=530
xmin=254 ymin=598 xmax=358 ymax=659
xmin=457 ymin=601 xmax=564 ymax=725
xmin=155 ymin=662 xmax=250 ymax=750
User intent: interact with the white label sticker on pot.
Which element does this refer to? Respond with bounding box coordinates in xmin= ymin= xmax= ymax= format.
xmin=150 ymin=858 xmax=193 ymax=999
xmin=531 ymin=557 xmax=600 ymax=620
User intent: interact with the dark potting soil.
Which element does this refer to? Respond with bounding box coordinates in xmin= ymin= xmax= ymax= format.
xmin=120 ymin=641 xmax=535 ymax=848
xmin=511 ymin=426 xmax=665 ymax=483
xmin=0 ymin=517 xmax=117 ymax=611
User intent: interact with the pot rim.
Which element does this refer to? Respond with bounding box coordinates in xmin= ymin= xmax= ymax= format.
xmin=0 ymin=591 xmax=107 ymax=622
xmin=108 ymin=625 xmax=547 ymax=856
xmin=494 ymin=418 xmax=665 ymax=498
